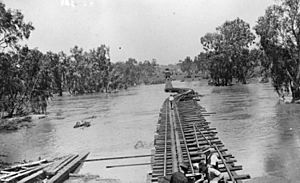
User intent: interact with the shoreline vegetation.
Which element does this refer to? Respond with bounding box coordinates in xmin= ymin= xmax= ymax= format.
xmin=0 ymin=2 xmax=167 ymax=121
xmin=175 ymin=0 xmax=300 ymax=103
xmin=0 ymin=114 xmax=46 ymax=131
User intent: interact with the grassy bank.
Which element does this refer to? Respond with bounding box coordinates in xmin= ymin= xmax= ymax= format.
xmin=0 ymin=116 xmax=33 ymax=131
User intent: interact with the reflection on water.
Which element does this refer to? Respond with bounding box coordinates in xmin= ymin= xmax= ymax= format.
xmin=1 ymin=81 xmax=300 ymax=182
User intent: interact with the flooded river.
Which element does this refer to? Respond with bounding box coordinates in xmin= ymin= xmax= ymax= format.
xmin=1 ymin=80 xmax=300 ymax=182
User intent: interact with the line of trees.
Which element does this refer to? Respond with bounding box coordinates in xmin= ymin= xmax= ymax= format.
xmin=179 ymin=18 xmax=264 ymax=86
xmin=178 ymin=0 xmax=300 ymax=102
xmin=0 ymin=2 xmax=161 ymax=118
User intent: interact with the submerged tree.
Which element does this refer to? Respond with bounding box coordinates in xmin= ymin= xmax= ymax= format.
xmin=179 ymin=56 xmax=196 ymax=76
xmin=194 ymin=52 xmax=210 ymax=78
xmin=0 ymin=2 xmax=36 ymax=117
xmin=44 ymin=52 xmax=61 ymax=96
xmin=254 ymin=0 xmax=300 ymax=102
xmin=201 ymin=18 xmax=256 ymax=85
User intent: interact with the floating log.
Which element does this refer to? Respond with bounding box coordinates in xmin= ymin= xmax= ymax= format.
xmin=232 ymin=174 xmax=251 ymax=180
xmin=3 ymin=163 xmax=49 ymax=182
xmin=0 ymin=170 xmax=17 ymax=174
xmin=73 ymin=121 xmax=91 ymax=128
xmin=18 ymin=170 xmax=44 ymax=183
xmin=47 ymin=152 xmax=89 ymax=183
xmin=106 ymin=162 xmax=152 ymax=168
xmin=0 ymin=167 xmax=36 ymax=180
xmin=69 ymin=173 xmax=86 ymax=177
xmin=85 ymin=154 xmax=152 ymax=162
xmin=0 ymin=172 xmax=17 ymax=180
xmin=45 ymin=154 xmax=78 ymax=176
xmin=3 ymin=159 xmax=48 ymax=171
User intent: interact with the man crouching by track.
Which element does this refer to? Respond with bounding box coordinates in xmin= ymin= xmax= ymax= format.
xmin=159 ymin=163 xmax=200 ymax=183
xmin=196 ymin=162 xmax=224 ymax=183
xmin=159 ymin=162 xmax=223 ymax=183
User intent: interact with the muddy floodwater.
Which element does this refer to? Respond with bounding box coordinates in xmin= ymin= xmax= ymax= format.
xmin=1 ymin=80 xmax=300 ymax=183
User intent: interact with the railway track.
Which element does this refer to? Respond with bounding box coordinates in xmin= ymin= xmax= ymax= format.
xmin=150 ymin=90 xmax=250 ymax=182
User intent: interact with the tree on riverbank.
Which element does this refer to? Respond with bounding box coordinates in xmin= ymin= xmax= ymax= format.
xmin=178 ymin=18 xmax=259 ymax=85
xmin=0 ymin=2 xmax=36 ymax=117
xmin=200 ymin=18 xmax=256 ymax=85
xmin=0 ymin=1 xmax=164 ymax=118
xmin=254 ymin=0 xmax=300 ymax=102
xmin=179 ymin=56 xmax=197 ymax=76
xmin=194 ymin=52 xmax=210 ymax=78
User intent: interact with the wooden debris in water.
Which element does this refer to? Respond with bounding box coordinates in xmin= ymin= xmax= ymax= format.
xmin=0 ymin=152 xmax=89 ymax=183
xmin=73 ymin=121 xmax=91 ymax=128
xmin=48 ymin=153 xmax=90 ymax=183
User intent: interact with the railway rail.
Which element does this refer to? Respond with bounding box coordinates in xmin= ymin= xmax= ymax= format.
xmin=150 ymin=89 xmax=250 ymax=182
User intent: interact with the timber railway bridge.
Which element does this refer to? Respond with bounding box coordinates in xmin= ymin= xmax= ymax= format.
xmin=148 ymin=73 xmax=251 ymax=183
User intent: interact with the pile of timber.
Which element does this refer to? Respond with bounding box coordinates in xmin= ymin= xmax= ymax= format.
xmin=0 ymin=153 xmax=89 ymax=183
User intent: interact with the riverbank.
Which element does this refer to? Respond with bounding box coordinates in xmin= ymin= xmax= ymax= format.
xmin=0 ymin=114 xmax=46 ymax=131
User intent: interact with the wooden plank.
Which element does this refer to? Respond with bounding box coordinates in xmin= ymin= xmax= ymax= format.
xmin=0 ymin=171 xmax=17 ymax=174
xmin=44 ymin=155 xmax=73 ymax=175
xmin=3 ymin=159 xmax=47 ymax=171
xmin=85 ymin=154 xmax=152 ymax=162
xmin=45 ymin=154 xmax=78 ymax=176
xmin=218 ymin=159 xmax=237 ymax=164
xmin=0 ymin=173 xmax=17 ymax=180
xmin=219 ymin=165 xmax=242 ymax=172
xmin=0 ymin=167 xmax=36 ymax=180
xmin=3 ymin=164 xmax=49 ymax=182
xmin=233 ymin=174 xmax=251 ymax=180
xmin=47 ymin=152 xmax=89 ymax=183
xmin=106 ymin=162 xmax=152 ymax=168
xmin=69 ymin=173 xmax=86 ymax=177
xmin=18 ymin=170 xmax=44 ymax=183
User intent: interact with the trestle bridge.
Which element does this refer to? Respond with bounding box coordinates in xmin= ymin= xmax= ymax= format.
xmin=149 ymin=88 xmax=250 ymax=183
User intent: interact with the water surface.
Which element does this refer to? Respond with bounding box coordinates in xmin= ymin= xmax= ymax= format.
xmin=1 ymin=81 xmax=300 ymax=182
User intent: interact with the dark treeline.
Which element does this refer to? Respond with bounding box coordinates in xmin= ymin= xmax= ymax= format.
xmin=0 ymin=2 xmax=162 ymax=118
xmin=178 ymin=0 xmax=300 ymax=103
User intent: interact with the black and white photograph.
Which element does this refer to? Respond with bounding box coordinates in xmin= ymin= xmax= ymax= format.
xmin=1 ymin=0 xmax=300 ymax=182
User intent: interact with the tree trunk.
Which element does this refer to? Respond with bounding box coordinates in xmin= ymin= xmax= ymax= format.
xmin=7 ymin=107 xmax=15 ymax=118
xmin=57 ymin=81 xmax=63 ymax=96
xmin=59 ymin=89 xmax=63 ymax=96
xmin=291 ymin=86 xmax=300 ymax=103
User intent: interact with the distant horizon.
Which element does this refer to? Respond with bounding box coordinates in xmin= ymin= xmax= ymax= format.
xmin=4 ymin=0 xmax=274 ymax=64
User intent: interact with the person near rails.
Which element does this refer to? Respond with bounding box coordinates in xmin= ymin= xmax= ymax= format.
xmin=206 ymin=148 xmax=219 ymax=170
xmin=170 ymin=163 xmax=189 ymax=183
xmin=199 ymin=146 xmax=219 ymax=170
xmin=198 ymin=162 xmax=224 ymax=183
xmin=169 ymin=94 xmax=174 ymax=110
xmin=191 ymin=164 xmax=205 ymax=183
xmin=158 ymin=176 xmax=171 ymax=183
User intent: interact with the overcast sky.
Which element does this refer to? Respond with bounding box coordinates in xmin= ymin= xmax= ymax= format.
xmin=4 ymin=0 xmax=274 ymax=64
